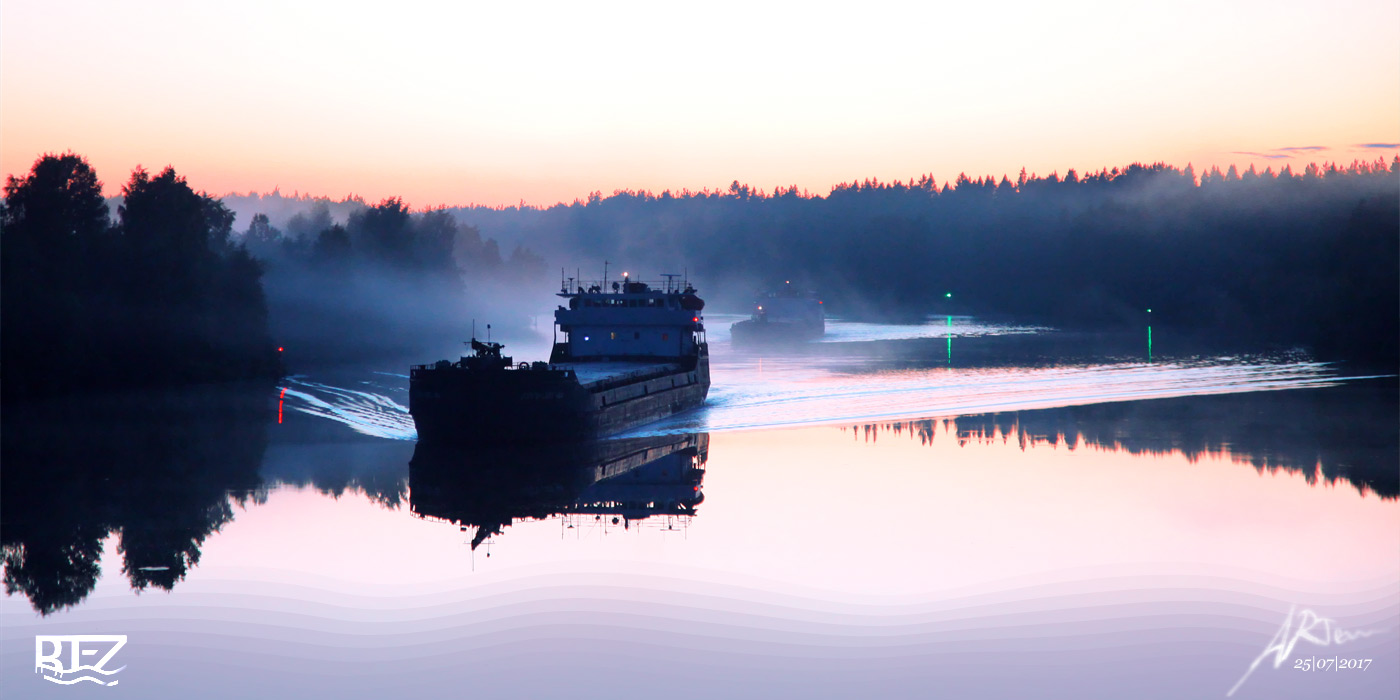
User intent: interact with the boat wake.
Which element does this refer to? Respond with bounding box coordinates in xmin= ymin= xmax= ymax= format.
xmin=278 ymin=358 xmax=1350 ymax=443
xmin=817 ymin=316 xmax=1046 ymax=343
xmin=623 ymin=357 xmax=1348 ymax=437
xmin=706 ymin=314 xmax=1043 ymax=345
xmin=281 ymin=376 xmax=417 ymax=440
xmin=274 ymin=313 xmax=1359 ymax=445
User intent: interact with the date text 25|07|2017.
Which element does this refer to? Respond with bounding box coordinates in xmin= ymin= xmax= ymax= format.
xmin=1292 ymin=656 xmax=1373 ymax=673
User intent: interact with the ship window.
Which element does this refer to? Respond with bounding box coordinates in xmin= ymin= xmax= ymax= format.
xmin=610 ymin=332 xmax=616 ymax=340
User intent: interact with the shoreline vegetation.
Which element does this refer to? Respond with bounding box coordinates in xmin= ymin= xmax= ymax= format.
xmin=3 ymin=153 xmax=1397 ymax=404
xmin=2 ymin=155 xmax=281 ymax=403
xmin=222 ymin=156 xmax=1399 ymax=369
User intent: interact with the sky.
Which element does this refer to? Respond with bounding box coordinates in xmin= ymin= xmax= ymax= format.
xmin=3 ymin=0 xmax=1397 ymax=208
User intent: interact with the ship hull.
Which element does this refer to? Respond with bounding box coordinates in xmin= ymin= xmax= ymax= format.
xmin=410 ymin=345 xmax=709 ymax=445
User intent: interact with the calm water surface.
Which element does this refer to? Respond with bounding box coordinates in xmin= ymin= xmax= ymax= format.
xmin=3 ymin=319 xmax=1396 ymax=699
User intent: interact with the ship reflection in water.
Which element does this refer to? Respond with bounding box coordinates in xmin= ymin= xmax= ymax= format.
xmin=409 ymin=433 xmax=708 ymax=549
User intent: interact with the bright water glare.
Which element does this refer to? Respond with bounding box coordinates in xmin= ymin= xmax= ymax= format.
xmin=282 ymin=316 xmax=1347 ymax=440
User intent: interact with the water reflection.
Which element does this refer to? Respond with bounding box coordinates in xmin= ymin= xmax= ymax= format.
xmin=852 ymin=378 xmax=1399 ymax=498
xmin=410 ymin=434 xmax=708 ymax=548
xmin=0 ymin=384 xmax=272 ymax=614
xmin=260 ymin=438 xmax=413 ymax=509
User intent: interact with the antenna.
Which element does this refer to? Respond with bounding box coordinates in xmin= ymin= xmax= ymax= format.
xmin=560 ymin=267 xmax=565 ymax=292
xmin=472 ymin=319 xmax=476 ymax=341
xmin=487 ymin=323 xmax=492 ymax=343
xmin=603 ymin=260 xmax=609 ymax=293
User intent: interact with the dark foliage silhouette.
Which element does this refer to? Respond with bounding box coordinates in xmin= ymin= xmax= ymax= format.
xmin=234 ymin=195 xmax=548 ymax=368
xmin=2 ymin=154 xmax=281 ymax=402
xmin=433 ymin=157 xmax=1398 ymax=366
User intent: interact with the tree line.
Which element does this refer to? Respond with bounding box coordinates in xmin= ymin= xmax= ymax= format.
xmin=440 ymin=157 xmax=1399 ymax=367
xmin=2 ymin=153 xmax=551 ymax=392
xmin=231 ymin=194 xmax=545 ymax=278
xmin=231 ymin=195 xmax=547 ymax=367
xmin=2 ymin=154 xmax=281 ymax=402
xmin=6 ymin=152 xmax=1395 ymax=395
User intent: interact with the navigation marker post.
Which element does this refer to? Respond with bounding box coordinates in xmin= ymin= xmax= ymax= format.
xmin=945 ymin=292 xmax=954 ymax=365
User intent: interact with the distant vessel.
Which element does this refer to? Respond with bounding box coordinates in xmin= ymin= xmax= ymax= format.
xmin=730 ymin=283 xmax=824 ymax=344
xmin=409 ymin=273 xmax=709 ymax=444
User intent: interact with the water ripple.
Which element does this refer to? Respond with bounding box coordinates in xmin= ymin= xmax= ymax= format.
xmin=627 ymin=358 xmax=1346 ymax=436
xmin=282 ymin=377 xmax=417 ymax=440
xmin=276 ymin=350 xmax=1349 ymax=442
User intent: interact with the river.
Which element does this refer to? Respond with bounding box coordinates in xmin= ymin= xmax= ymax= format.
xmin=3 ymin=317 xmax=1396 ymax=699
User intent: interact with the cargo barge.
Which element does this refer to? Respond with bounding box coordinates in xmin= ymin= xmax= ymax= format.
xmin=409 ymin=274 xmax=709 ymax=444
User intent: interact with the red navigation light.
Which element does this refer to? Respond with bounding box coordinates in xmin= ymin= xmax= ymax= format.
xmin=278 ymin=347 xmax=284 ymax=352
xmin=692 ymin=317 xmax=698 ymax=322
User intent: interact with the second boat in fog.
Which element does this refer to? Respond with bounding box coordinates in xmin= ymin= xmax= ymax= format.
xmin=730 ymin=282 xmax=824 ymax=346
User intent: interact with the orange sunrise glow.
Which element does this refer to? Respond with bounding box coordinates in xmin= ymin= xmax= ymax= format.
xmin=4 ymin=0 xmax=1397 ymax=207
